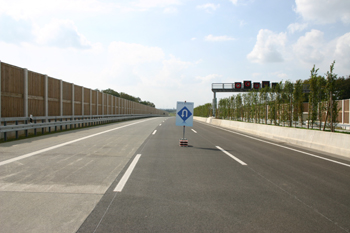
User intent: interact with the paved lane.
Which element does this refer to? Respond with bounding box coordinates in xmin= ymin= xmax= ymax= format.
xmin=0 ymin=117 xmax=165 ymax=233
xmin=79 ymin=118 xmax=350 ymax=233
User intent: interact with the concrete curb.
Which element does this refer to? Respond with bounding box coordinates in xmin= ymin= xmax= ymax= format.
xmin=194 ymin=116 xmax=350 ymax=159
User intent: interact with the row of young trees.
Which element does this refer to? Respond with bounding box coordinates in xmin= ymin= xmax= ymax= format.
xmin=100 ymin=88 xmax=156 ymax=107
xmin=194 ymin=61 xmax=349 ymax=132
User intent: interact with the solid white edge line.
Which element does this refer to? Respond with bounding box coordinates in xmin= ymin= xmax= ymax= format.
xmin=0 ymin=118 xmax=154 ymax=167
xmin=152 ymin=130 xmax=157 ymax=135
xmin=199 ymin=122 xmax=350 ymax=168
xmin=114 ymin=154 xmax=142 ymax=192
xmin=216 ymin=146 xmax=247 ymax=166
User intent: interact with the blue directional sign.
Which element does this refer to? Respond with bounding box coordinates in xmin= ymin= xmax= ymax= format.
xmin=178 ymin=106 xmax=192 ymax=122
xmin=176 ymin=101 xmax=194 ymax=127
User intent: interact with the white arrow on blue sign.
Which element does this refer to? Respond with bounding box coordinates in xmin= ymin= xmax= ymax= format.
xmin=176 ymin=101 xmax=194 ymax=127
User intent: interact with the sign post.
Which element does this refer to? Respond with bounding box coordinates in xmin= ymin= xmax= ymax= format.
xmin=176 ymin=101 xmax=194 ymax=147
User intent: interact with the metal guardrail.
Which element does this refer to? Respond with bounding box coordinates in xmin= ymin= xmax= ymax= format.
xmin=0 ymin=114 xmax=159 ymax=141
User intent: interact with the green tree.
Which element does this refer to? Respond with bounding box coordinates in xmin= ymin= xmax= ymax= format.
xmin=293 ymin=80 xmax=304 ymax=127
xmin=268 ymin=90 xmax=276 ymax=125
xmin=316 ymin=76 xmax=327 ymax=130
xmin=194 ymin=103 xmax=212 ymax=117
xmin=259 ymin=86 xmax=269 ymax=124
xmin=102 ymin=88 xmax=120 ymax=97
xmin=218 ymin=98 xmax=229 ymax=119
xmin=251 ymin=90 xmax=259 ymax=123
xmin=284 ymin=80 xmax=294 ymax=127
xmin=242 ymin=93 xmax=251 ymax=122
xmin=235 ymin=94 xmax=243 ymax=121
xmin=324 ymin=61 xmax=339 ymax=132
xmin=309 ymin=65 xmax=319 ymax=129
xmin=335 ymin=75 xmax=350 ymax=99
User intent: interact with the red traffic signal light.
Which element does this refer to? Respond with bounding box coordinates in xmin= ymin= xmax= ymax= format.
xmin=262 ymin=81 xmax=270 ymax=88
xmin=253 ymin=82 xmax=260 ymax=89
xmin=244 ymin=81 xmax=251 ymax=89
xmin=235 ymin=82 xmax=242 ymax=89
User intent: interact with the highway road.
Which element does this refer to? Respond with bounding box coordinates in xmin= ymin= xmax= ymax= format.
xmin=1 ymin=117 xmax=349 ymax=232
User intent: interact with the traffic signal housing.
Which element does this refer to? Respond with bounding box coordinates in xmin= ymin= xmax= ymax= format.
xmin=244 ymin=81 xmax=251 ymax=89
xmin=235 ymin=82 xmax=242 ymax=89
xmin=262 ymin=81 xmax=270 ymax=88
xmin=253 ymin=82 xmax=260 ymax=90
xmin=272 ymin=82 xmax=278 ymax=90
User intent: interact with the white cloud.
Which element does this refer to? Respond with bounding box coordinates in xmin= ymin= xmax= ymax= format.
xmin=132 ymin=0 xmax=181 ymax=10
xmin=247 ymin=29 xmax=287 ymax=63
xmin=34 ymin=19 xmax=93 ymax=49
xmin=163 ymin=7 xmax=178 ymax=14
xmin=291 ymin=30 xmax=350 ymax=73
xmin=293 ymin=29 xmax=325 ymax=63
xmin=0 ymin=14 xmax=33 ymax=44
xmin=295 ymin=0 xmax=350 ymax=24
xmin=270 ymin=72 xmax=288 ymax=79
xmin=0 ymin=0 xmax=112 ymax=20
xmin=152 ymin=55 xmax=192 ymax=85
xmin=205 ymin=34 xmax=236 ymax=42
xmin=333 ymin=32 xmax=350 ymax=68
xmin=252 ymin=73 xmax=261 ymax=78
xmin=191 ymin=37 xmax=196 ymax=41
xmin=105 ymin=42 xmax=196 ymax=89
xmin=102 ymin=42 xmax=165 ymax=85
xmin=108 ymin=41 xmax=164 ymax=65
xmin=287 ymin=23 xmax=308 ymax=34
xmin=196 ymin=74 xmax=222 ymax=82
xmin=229 ymin=0 xmax=253 ymax=6
xmin=196 ymin=3 xmax=220 ymax=12
xmin=0 ymin=16 xmax=95 ymax=49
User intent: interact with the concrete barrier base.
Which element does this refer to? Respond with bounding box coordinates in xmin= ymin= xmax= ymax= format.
xmin=194 ymin=116 xmax=350 ymax=159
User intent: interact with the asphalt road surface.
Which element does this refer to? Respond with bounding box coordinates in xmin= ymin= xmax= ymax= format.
xmin=1 ymin=117 xmax=349 ymax=233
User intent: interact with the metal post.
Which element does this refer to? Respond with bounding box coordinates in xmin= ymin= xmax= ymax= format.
xmin=44 ymin=75 xmax=48 ymax=134
xmin=111 ymin=95 xmax=114 ymax=115
xmin=106 ymin=93 xmax=108 ymax=115
xmin=90 ymin=89 xmax=92 ymax=117
xmin=15 ymin=121 xmax=18 ymax=139
xmin=96 ymin=90 xmax=98 ymax=115
xmin=45 ymin=75 xmax=48 ymax=121
xmin=60 ymin=80 xmax=63 ymax=116
xmin=330 ymin=90 xmax=333 ymax=132
xmin=342 ymin=100 xmax=344 ymax=124
xmin=24 ymin=69 xmax=28 ymax=118
xmin=183 ymin=126 xmax=185 ymax=139
xmin=0 ymin=61 xmax=1 ymax=141
xmin=102 ymin=93 xmax=104 ymax=115
xmin=72 ymin=83 xmax=74 ymax=128
xmin=82 ymin=87 xmax=84 ymax=118
xmin=212 ymin=92 xmax=217 ymax=117
xmin=117 ymin=97 xmax=119 ymax=115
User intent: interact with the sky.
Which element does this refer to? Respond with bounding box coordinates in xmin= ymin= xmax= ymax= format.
xmin=0 ymin=0 xmax=349 ymax=109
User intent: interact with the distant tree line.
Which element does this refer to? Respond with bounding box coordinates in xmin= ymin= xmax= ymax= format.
xmin=194 ymin=61 xmax=350 ymax=132
xmin=99 ymin=88 xmax=156 ymax=108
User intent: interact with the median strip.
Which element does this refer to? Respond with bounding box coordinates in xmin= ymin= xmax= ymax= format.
xmin=216 ymin=146 xmax=247 ymax=165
